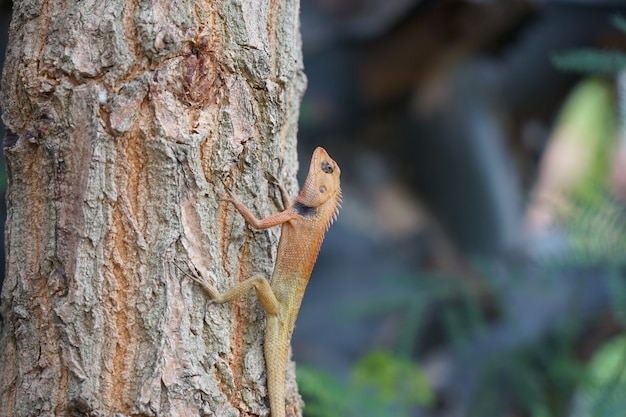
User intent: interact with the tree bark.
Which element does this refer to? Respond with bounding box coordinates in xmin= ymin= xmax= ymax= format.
xmin=0 ymin=1 xmax=306 ymax=416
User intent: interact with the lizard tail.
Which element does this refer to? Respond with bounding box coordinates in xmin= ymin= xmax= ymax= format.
xmin=264 ymin=318 xmax=290 ymax=417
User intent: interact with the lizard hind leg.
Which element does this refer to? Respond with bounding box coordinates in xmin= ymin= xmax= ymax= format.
xmin=189 ymin=271 xmax=281 ymax=316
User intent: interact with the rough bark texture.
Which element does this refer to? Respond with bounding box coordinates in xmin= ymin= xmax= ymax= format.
xmin=0 ymin=0 xmax=306 ymax=416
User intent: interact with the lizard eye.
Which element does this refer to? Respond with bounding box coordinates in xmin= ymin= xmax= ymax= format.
xmin=321 ymin=160 xmax=334 ymax=174
xmin=319 ymin=185 xmax=327 ymax=193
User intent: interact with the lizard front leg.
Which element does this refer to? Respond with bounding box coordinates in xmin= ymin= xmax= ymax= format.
xmin=223 ymin=184 xmax=297 ymax=230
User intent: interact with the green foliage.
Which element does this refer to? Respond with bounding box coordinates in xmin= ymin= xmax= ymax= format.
xmin=352 ymin=350 xmax=434 ymax=408
xmin=557 ymin=78 xmax=615 ymax=196
xmin=297 ymin=366 xmax=347 ymax=417
xmin=552 ymin=50 xmax=626 ymax=76
xmin=468 ymin=323 xmax=586 ymax=417
xmin=300 ymin=250 xmax=626 ymax=417
xmin=570 ymin=335 xmax=626 ymax=417
xmin=537 ymin=76 xmax=619 ymax=266
xmin=298 ymin=350 xmax=434 ymax=417
xmin=565 ymin=195 xmax=626 ymax=265
xmin=552 ymin=15 xmax=626 ymax=76
xmin=547 ymin=41 xmax=626 ymax=414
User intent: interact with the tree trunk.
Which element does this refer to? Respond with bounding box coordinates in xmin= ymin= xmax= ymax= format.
xmin=0 ymin=1 xmax=306 ymax=416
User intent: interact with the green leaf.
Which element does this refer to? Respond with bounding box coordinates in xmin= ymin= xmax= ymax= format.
xmin=552 ymin=50 xmax=626 ymax=75
xmin=571 ymin=335 xmax=626 ymax=417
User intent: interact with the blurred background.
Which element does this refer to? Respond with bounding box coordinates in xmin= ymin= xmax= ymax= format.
xmin=2 ymin=0 xmax=626 ymax=416
xmin=292 ymin=1 xmax=626 ymax=417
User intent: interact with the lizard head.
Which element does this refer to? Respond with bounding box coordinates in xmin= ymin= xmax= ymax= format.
xmin=297 ymin=147 xmax=341 ymax=211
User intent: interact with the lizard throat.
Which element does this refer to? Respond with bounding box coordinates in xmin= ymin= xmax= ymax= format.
xmin=293 ymin=201 xmax=317 ymax=218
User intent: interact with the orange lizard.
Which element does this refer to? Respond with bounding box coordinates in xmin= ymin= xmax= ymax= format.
xmin=189 ymin=147 xmax=341 ymax=417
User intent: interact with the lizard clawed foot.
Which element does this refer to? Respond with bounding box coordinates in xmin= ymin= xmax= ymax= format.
xmin=173 ymin=260 xmax=219 ymax=304
xmin=264 ymin=172 xmax=291 ymax=210
xmin=218 ymin=175 xmax=242 ymax=205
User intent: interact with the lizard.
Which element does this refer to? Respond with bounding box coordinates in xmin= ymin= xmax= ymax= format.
xmin=188 ymin=147 xmax=341 ymax=417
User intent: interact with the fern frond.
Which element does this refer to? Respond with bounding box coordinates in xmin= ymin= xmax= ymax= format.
xmin=566 ymin=194 xmax=626 ymax=265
